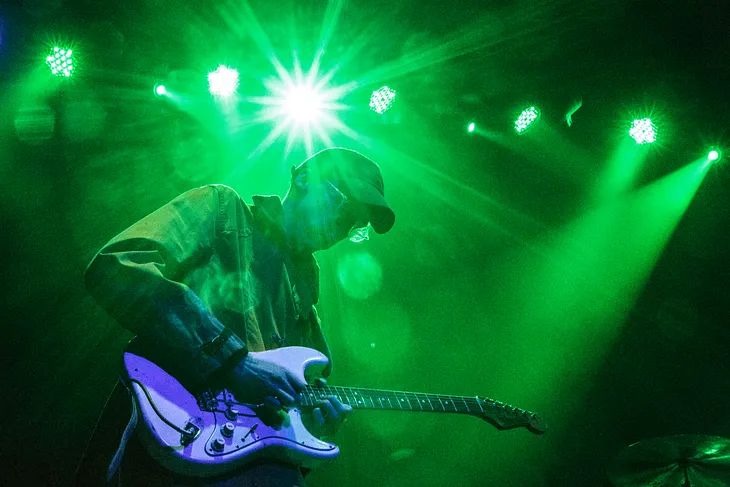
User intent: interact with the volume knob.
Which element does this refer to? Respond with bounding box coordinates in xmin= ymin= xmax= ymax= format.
xmin=221 ymin=422 xmax=235 ymax=437
xmin=211 ymin=438 xmax=226 ymax=452
xmin=225 ymin=407 xmax=239 ymax=421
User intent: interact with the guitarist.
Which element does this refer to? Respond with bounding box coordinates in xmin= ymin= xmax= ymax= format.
xmin=76 ymin=148 xmax=396 ymax=486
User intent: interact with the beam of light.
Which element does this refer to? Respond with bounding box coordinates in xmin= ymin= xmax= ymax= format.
xmin=46 ymin=46 xmax=74 ymax=77
xmin=629 ymin=118 xmax=657 ymax=144
xmin=488 ymin=158 xmax=711 ymax=449
xmin=208 ymin=65 xmax=239 ymax=97
xmin=247 ymin=55 xmax=356 ymax=157
xmin=593 ymin=137 xmax=649 ymax=203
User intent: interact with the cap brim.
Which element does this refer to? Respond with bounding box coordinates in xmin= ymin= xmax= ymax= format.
xmin=347 ymin=180 xmax=395 ymax=234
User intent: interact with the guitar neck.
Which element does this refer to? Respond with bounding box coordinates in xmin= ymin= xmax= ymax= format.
xmin=299 ymin=385 xmax=488 ymax=415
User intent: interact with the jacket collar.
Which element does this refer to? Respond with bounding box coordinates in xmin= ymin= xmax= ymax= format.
xmin=251 ymin=195 xmax=288 ymax=248
xmin=250 ymin=194 xmax=320 ymax=304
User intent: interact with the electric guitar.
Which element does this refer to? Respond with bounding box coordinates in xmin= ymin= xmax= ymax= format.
xmin=123 ymin=346 xmax=546 ymax=477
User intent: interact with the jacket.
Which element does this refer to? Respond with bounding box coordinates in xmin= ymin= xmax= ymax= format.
xmin=77 ymin=184 xmax=332 ymax=485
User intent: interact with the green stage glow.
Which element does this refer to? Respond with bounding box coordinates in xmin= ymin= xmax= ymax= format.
xmin=337 ymin=251 xmax=383 ymax=300
xmin=515 ymin=107 xmax=540 ymax=134
xmin=369 ymin=86 xmax=397 ymax=114
xmin=467 ymin=122 xmax=476 ymax=133
xmin=208 ymin=66 xmax=239 ymax=97
xmin=629 ymin=118 xmax=656 ymax=144
xmin=46 ymin=47 xmax=74 ymax=77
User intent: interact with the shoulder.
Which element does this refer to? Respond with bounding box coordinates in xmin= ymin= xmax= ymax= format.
xmin=199 ymin=184 xmax=243 ymax=201
xmin=196 ymin=184 xmax=254 ymax=234
xmin=177 ymin=184 xmax=246 ymax=209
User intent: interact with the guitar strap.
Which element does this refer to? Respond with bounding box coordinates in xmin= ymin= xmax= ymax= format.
xmin=106 ymin=379 xmax=139 ymax=483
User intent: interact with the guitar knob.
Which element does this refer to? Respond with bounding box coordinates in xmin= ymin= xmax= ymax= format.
xmin=211 ymin=438 xmax=226 ymax=452
xmin=225 ymin=407 xmax=239 ymax=421
xmin=221 ymin=422 xmax=235 ymax=437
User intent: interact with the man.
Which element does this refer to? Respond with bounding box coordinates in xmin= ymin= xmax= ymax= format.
xmin=77 ymin=147 xmax=395 ymax=486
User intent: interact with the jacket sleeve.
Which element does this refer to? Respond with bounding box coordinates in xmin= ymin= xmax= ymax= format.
xmin=84 ymin=185 xmax=246 ymax=387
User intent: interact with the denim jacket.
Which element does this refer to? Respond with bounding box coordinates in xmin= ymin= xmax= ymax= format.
xmin=78 ymin=184 xmax=332 ymax=484
xmin=85 ymin=184 xmax=332 ymax=387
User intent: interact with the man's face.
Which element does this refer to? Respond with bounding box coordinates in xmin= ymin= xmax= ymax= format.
xmin=289 ymin=179 xmax=367 ymax=253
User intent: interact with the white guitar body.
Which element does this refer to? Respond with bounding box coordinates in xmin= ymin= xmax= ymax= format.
xmin=123 ymin=347 xmax=338 ymax=477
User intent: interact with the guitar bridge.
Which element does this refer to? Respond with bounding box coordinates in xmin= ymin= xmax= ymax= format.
xmin=196 ymin=390 xmax=219 ymax=412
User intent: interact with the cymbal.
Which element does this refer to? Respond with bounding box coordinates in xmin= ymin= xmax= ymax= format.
xmin=608 ymin=434 xmax=730 ymax=487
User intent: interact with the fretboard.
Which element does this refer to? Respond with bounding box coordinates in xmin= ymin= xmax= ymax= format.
xmin=299 ymin=385 xmax=487 ymax=415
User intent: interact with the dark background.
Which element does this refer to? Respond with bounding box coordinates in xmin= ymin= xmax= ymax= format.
xmin=1 ymin=0 xmax=729 ymax=485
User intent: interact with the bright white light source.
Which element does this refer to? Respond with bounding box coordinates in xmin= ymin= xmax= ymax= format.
xmin=369 ymin=86 xmax=397 ymax=114
xmin=282 ymin=84 xmax=325 ymax=123
xmin=208 ymin=66 xmax=239 ymax=97
xmin=629 ymin=118 xmax=657 ymax=145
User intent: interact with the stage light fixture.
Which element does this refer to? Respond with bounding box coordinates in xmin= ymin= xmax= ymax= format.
xmin=46 ymin=46 xmax=74 ymax=77
xmin=282 ymin=83 xmax=325 ymax=123
xmin=154 ymin=84 xmax=167 ymax=96
xmin=208 ymin=66 xmax=239 ymax=97
xmin=629 ymin=118 xmax=656 ymax=145
xmin=369 ymin=86 xmax=397 ymax=114
xmin=515 ymin=106 xmax=540 ymax=134
xmin=708 ymin=149 xmax=722 ymax=162
xmin=467 ymin=122 xmax=476 ymax=133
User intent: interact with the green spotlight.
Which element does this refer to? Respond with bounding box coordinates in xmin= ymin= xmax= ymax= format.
xmin=154 ymin=84 xmax=167 ymax=96
xmin=369 ymin=86 xmax=396 ymax=114
xmin=45 ymin=46 xmax=74 ymax=77
xmin=282 ymin=83 xmax=325 ymax=123
xmin=708 ymin=149 xmax=721 ymax=162
xmin=467 ymin=122 xmax=476 ymax=133
xmin=515 ymin=106 xmax=540 ymax=134
xmin=208 ymin=65 xmax=239 ymax=97
xmin=629 ymin=118 xmax=657 ymax=144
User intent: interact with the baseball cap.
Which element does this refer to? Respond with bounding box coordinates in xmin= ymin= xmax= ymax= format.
xmin=294 ymin=148 xmax=395 ymax=234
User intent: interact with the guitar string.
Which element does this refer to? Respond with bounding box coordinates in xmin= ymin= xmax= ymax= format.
xmin=300 ymin=386 xmax=512 ymax=413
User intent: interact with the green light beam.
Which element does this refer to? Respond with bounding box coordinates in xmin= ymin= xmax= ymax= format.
xmin=490 ymin=158 xmax=711 ymax=432
xmin=592 ymin=137 xmax=649 ymax=204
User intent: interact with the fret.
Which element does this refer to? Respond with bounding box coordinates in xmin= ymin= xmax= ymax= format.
xmin=414 ymin=393 xmax=424 ymax=411
xmin=420 ymin=394 xmax=435 ymax=411
xmin=442 ymin=396 xmax=456 ymax=412
xmin=461 ymin=397 xmax=471 ymax=413
xmin=395 ymin=393 xmax=405 ymax=410
xmin=404 ymin=393 xmax=414 ymax=410
xmin=435 ymin=395 xmax=446 ymax=411
xmin=350 ymin=388 xmax=360 ymax=408
xmin=348 ymin=388 xmax=360 ymax=408
xmin=475 ymin=396 xmax=484 ymax=413
xmin=347 ymin=388 xmax=358 ymax=407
